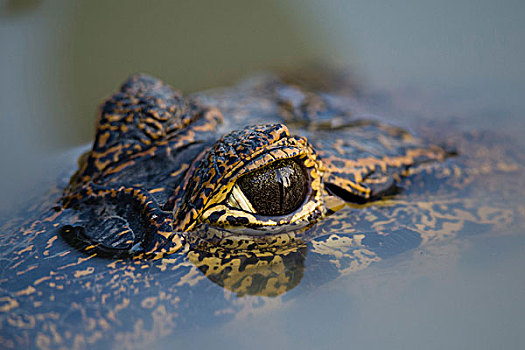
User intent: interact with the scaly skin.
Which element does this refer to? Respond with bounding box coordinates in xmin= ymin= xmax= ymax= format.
xmin=0 ymin=74 xmax=522 ymax=349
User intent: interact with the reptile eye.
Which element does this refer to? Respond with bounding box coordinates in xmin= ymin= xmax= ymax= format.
xmin=227 ymin=159 xmax=308 ymax=216
xmin=173 ymin=125 xmax=324 ymax=231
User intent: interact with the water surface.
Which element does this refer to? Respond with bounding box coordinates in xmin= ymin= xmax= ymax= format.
xmin=1 ymin=1 xmax=524 ymax=349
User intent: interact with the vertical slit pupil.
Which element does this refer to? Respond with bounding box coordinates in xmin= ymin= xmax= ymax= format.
xmin=237 ymin=158 xmax=308 ymax=216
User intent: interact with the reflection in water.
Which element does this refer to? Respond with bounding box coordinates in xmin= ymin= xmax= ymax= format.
xmin=188 ymin=243 xmax=307 ymax=297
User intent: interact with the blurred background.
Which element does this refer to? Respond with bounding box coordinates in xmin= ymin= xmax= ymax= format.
xmin=0 ymin=0 xmax=524 ymax=206
xmin=1 ymin=2 xmax=525 ymax=349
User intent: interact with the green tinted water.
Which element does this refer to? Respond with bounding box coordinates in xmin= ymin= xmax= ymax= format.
xmin=1 ymin=1 xmax=524 ymax=349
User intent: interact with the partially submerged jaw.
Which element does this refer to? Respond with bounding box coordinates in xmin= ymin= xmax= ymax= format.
xmin=172 ymin=123 xmax=326 ymax=234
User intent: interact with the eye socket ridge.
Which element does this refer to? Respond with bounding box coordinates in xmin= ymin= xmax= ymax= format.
xmin=175 ymin=135 xmax=325 ymax=232
xmin=199 ymin=153 xmax=324 ymax=228
xmin=200 ymin=144 xmax=311 ymax=211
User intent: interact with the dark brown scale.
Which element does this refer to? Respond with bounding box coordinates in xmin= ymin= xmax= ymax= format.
xmin=237 ymin=159 xmax=307 ymax=216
